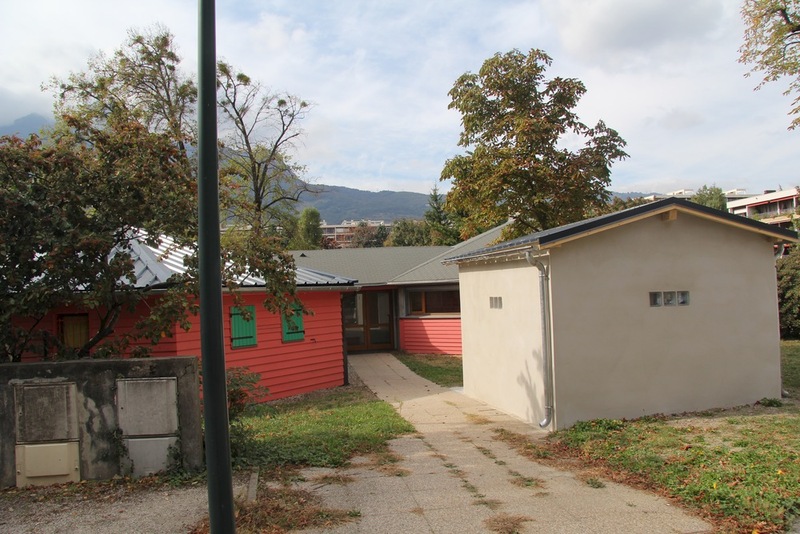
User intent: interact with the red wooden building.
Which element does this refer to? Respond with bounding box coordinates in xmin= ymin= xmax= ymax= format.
xmin=16 ymin=238 xmax=356 ymax=401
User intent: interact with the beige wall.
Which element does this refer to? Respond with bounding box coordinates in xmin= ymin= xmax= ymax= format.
xmin=459 ymin=211 xmax=783 ymax=430
xmin=460 ymin=259 xmax=548 ymax=426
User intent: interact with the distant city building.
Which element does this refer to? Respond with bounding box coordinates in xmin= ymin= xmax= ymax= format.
xmin=727 ymin=188 xmax=800 ymax=231
xmin=320 ymin=219 xmax=392 ymax=248
xmin=642 ymin=188 xmax=753 ymax=203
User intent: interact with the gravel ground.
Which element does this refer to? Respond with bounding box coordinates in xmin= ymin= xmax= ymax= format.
xmin=0 ymin=484 xmax=214 ymax=534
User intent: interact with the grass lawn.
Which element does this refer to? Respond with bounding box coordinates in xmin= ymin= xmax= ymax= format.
xmin=233 ymin=385 xmax=415 ymax=468
xmin=393 ymin=351 xmax=463 ymax=387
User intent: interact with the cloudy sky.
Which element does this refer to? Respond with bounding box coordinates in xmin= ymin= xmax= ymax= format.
xmin=1 ymin=0 xmax=798 ymax=196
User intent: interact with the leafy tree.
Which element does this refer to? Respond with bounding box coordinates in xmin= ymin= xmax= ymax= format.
xmin=10 ymin=26 xmax=309 ymax=359
xmin=0 ymin=123 xmax=195 ymax=362
xmin=51 ymin=25 xmax=196 ymax=183
xmin=384 ymin=219 xmax=431 ymax=247
xmin=217 ymin=61 xmax=315 ymax=235
xmin=740 ymin=0 xmax=800 ymax=129
xmin=350 ymin=222 xmax=389 ymax=248
xmin=587 ymin=195 xmax=652 ymax=218
xmin=691 ymin=185 xmax=727 ymax=211
xmin=215 ymin=61 xmax=317 ymax=315
xmin=290 ymin=207 xmax=324 ymax=249
xmin=441 ymin=49 xmax=628 ymax=240
xmin=424 ymin=186 xmax=461 ymax=245
xmin=777 ymin=245 xmax=800 ymax=338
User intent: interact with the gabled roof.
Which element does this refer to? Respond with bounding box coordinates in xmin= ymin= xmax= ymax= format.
xmin=443 ymin=197 xmax=799 ymax=264
xmin=131 ymin=236 xmax=356 ymax=289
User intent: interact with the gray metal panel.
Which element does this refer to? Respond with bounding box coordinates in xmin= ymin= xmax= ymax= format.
xmin=117 ymin=378 xmax=178 ymax=436
xmin=14 ymin=383 xmax=79 ymax=443
xmin=123 ymin=436 xmax=179 ymax=477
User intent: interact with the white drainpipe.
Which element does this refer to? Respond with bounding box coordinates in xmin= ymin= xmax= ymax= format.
xmin=525 ymin=251 xmax=554 ymax=429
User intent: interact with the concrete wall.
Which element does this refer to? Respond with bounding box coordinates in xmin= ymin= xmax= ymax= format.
xmin=0 ymin=357 xmax=202 ymax=488
xmin=460 ymin=260 xmax=547 ymax=426
xmin=458 ymin=211 xmax=783 ymax=430
xmin=548 ymin=212 xmax=781 ymax=428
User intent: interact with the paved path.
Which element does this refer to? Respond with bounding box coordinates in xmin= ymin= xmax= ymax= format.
xmin=299 ymin=353 xmax=713 ymax=534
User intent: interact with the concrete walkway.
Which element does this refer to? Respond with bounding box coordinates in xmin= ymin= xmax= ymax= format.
xmin=299 ymin=353 xmax=713 ymax=534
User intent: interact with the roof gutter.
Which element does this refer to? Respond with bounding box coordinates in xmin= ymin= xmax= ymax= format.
xmin=442 ymin=243 xmax=540 ymax=266
xmin=525 ymin=250 xmax=554 ymax=429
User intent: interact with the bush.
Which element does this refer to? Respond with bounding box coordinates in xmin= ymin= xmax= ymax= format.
xmin=199 ymin=366 xmax=269 ymax=421
xmin=225 ymin=367 xmax=269 ymax=421
xmin=777 ymin=247 xmax=800 ymax=338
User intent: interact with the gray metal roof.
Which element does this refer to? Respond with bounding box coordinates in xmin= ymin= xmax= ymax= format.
xmin=291 ymin=247 xmax=451 ymax=286
xmin=290 ymin=223 xmax=510 ymax=287
xmin=130 ymin=236 xmax=356 ymax=289
xmin=444 ymin=197 xmax=799 ymax=264
xmin=389 ymin=223 xmax=509 ymax=284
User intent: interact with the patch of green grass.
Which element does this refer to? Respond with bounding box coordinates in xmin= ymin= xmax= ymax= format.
xmin=782 ymin=340 xmax=800 ymax=396
xmin=393 ymin=352 xmax=463 ymax=387
xmin=547 ymin=415 xmax=800 ymax=532
xmin=234 ymin=386 xmax=414 ymax=468
xmin=585 ymin=478 xmax=605 ymax=489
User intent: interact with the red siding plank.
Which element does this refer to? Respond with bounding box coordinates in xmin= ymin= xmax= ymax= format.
xmin=398 ymin=317 xmax=462 ymax=355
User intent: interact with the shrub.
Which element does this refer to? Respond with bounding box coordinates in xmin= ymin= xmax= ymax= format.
xmin=777 ymin=246 xmax=800 ymax=338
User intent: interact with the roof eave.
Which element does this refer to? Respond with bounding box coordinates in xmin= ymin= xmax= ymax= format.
xmin=537 ymin=203 xmax=799 ymax=250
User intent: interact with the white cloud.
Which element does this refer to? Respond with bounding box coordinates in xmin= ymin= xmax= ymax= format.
xmin=2 ymin=0 xmax=799 ymax=198
xmin=545 ymin=0 xmax=727 ymax=71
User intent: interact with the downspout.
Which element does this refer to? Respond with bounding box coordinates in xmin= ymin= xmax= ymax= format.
xmin=526 ymin=251 xmax=554 ymax=429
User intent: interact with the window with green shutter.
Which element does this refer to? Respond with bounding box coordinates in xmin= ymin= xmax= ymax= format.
xmin=231 ymin=306 xmax=257 ymax=348
xmin=282 ymin=305 xmax=305 ymax=343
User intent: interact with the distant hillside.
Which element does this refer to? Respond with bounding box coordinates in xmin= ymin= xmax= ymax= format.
xmin=613 ymin=191 xmax=654 ymax=200
xmin=298 ymin=186 xmax=657 ymax=223
xmin=299 ymin=184 xmax=429 ymax=223
xmin=0 ymin=113 xmax=54 ymax=137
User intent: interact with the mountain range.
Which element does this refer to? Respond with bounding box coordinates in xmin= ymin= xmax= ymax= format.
xmin=0 ymin=113 xmax=54 ymax=137
xmin=1 ymin=114 xmax=651 ymax=223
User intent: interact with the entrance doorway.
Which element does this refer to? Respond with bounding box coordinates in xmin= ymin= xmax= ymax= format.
xmin=343 ymin=291 xmax=393 ymax=351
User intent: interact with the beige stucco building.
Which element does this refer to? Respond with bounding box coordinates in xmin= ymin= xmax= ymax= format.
xmin=445 ymin=198 xmax=797 ymax=430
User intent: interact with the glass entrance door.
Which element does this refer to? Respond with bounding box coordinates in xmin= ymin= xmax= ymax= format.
xmin=343 ymin=291 xmax=393 ymax=351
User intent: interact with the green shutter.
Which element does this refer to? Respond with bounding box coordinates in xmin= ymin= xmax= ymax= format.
xmin=282 ymin=305 xmax=305 ymax=342
xmin=231 ymin=306 xmax=257 ymax=348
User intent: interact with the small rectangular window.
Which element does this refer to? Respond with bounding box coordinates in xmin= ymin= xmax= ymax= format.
xmin=489 ymin=296 xmax=503 ymax=309
xmin=231 ymin=306 xmax=257 ymax=348
xmin=409 ymin=292 xmax=425 ymax=314
xmin=282 ymin=304 xmax=305 ymax=343
xmin=58 ymin=314 xmax=89 ymax=349
xmin=408 ymin=290 xmax=460 ymax=314
xmin=650 ymin=291 xmax=690 ymax=307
